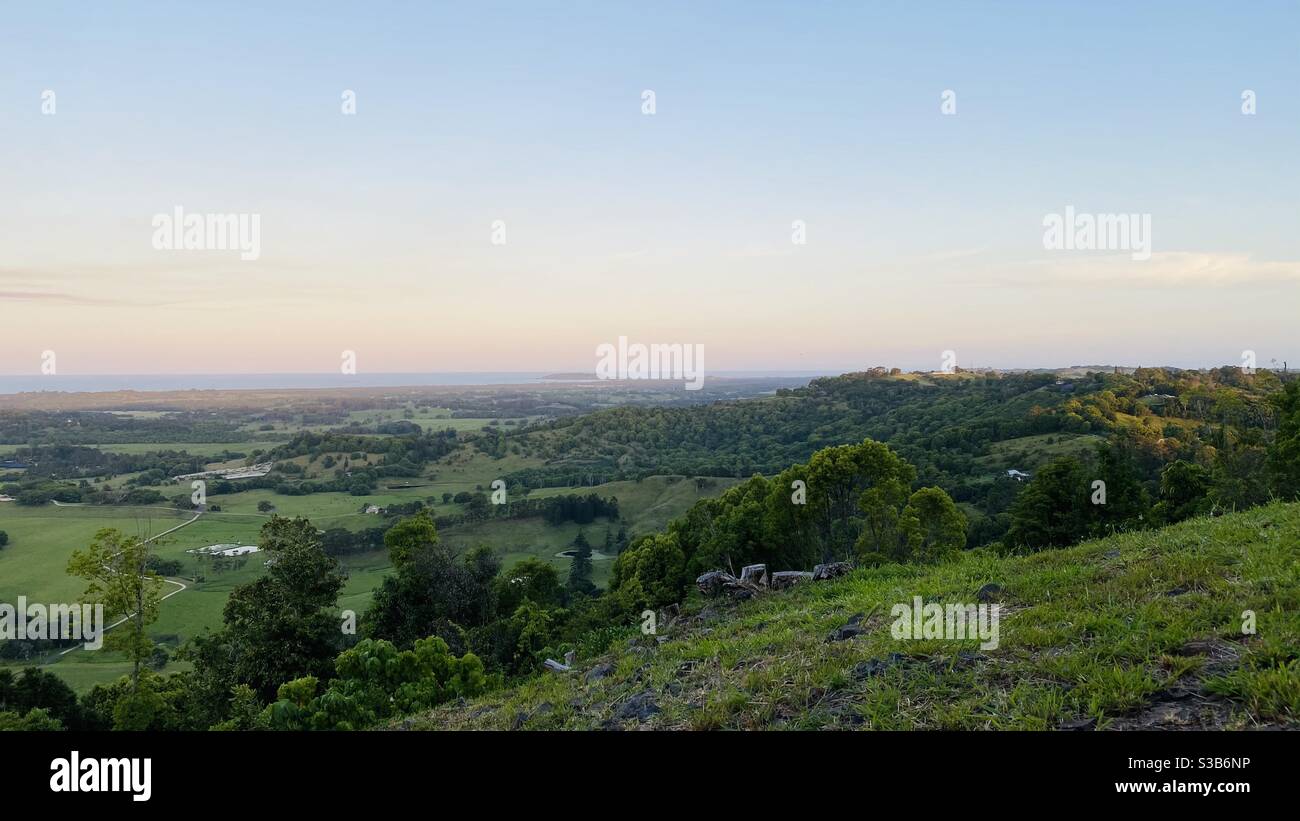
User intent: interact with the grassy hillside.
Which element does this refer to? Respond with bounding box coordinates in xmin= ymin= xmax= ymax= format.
xmin=440 ymin=475 xmax=741 ymax=587
xmin=400 ymin=502 xmax=1300 ymax=730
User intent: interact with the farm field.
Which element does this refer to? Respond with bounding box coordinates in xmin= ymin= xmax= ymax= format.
xmin=0 ymin=504 xmax=193 ymax=606
xmin=0 ymin=501 xmax=400 ymax=692
xmin=0 ymin=458 xmax=738 ymax=691
xmin=234 ymin=407 xmax=545 ymax=437
xmin=442 ymin=474 xmax=743 ymax=586
xmin=94 ymin=441 xmax=284 ymax=457
xmin=978 ymin=433 xmax=1106 ymax=471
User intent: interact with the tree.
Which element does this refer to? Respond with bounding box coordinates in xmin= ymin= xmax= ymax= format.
xmin=257 ymin=500 xmax=275 ymax=513
xmin=1090 ymin=436 xmax=1150 ymax=536
xmin=364 ymin=516 xmax=500 ymax=650
xmin=898 ymin=487 xmax=967 ymax=563
xmin=0 ymin=708 xmax=63 ymax=731
xmin=67 ymin=528 xmax=165 ymax=688
xmin=495 ymin=558 xmax=564 ymax=613
xmin=609 ymin=533 xmax=685 ymax=611
xmin=855 ymin=475 xmax=912 ymax=562
xmin=266 ymin=636 xmax=490 ymax=730
xmin=0 ymin=530 xmax=8 ymax=548
xmin=0 ymin=667 xmax=89 ymax=729
xmin=567 ymin=531 xmax=595 ymax=596
xmin=1209 ymin=440 xmax=1270 ymax=511
xmin=186 ymin=516 xmax=346 ymax=707
xmin=1152 ymin=460 xmax=1211 ymax=524
xmin=802 ymin=439 xmax=917 ymax=562
xmin=501 ymin=600 xmax=555 ymax=675
xmin=1268 ymin=381 xmax=1300 ymax=500
xmin=1004 ymin=457 xmax=1089 ymax=551
xmin=383 ymin=509 xmax=439 ymax=568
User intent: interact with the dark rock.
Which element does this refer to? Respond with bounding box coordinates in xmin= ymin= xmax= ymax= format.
xmin=739 ymin=563 xmax=768 ymax=586
xmin=1103 ymin=549 xmax=1121 ymax=559
xmin=956 ymin=650 xmax=986 ymax=666
xmin=586 ymin=662 xmax=616 ymax=682
xmin=1059 ymin=717 xmax=1097 ymax=731
xmin=812 ymin=561 xmax=852 ymax=581
xmin=696 ymin=570 xmax=737 ymax=597
xmin=612 ymin=691 xmax=660 ymax=723
xmin=976 ymin=583 xmax=1003 ymax=603
xmin=658 ymin=602 xmax=681 ymax=630
xmin=771 ymin=570 xmax=814 ymax=590
xmin=827 ymin=626 xmax=865 ymax=642
xmin=1175 ymin=639 xmax=1218 ymax=656
xmin=827 ymin=615 xmax=868 ymax=642
xmin=1151 ymin=683 xmax=1200 ymax=702
xmin=1172 ymin=638 xmax=1242 ymax=675
xmin=1107 ymin=697 xmax=1234 ymax=731
xmin=852 ymin=652 xmax=905 ymax=679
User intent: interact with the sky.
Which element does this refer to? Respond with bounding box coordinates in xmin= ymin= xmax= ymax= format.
xmin=2 ymin=1 xmax=1298 ymax=377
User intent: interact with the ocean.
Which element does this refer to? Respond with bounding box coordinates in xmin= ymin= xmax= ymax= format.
xmin=0 ymin=371 xmax=834 ymax=395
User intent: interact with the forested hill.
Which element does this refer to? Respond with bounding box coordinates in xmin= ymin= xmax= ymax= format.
xmin=507 ymin=367 xmax=1284 ymax=491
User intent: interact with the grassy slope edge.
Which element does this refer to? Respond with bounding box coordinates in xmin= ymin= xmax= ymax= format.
xmin=397 ymin=502 xmax=1300 ymax=730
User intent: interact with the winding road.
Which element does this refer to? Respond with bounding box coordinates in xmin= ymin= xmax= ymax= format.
xmin=56 ymin=510 xmax=202 ymax=657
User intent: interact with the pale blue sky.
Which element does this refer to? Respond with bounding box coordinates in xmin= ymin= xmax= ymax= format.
xmin=2 ymin=1 xmax=1297 ymax=374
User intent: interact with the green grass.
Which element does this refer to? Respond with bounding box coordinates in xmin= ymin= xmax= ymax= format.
xmin=979 ymin=433 xmax=1105 ymax=471
xmin=0 ymin=504 xmax=192 ymax=605
xmin=0 ymin=467 xmax=734 ymax=692
xmin=237 ymin=408 xmax=543 ymax=436
xmin=440 ymin=517 xmax=620 ymax=586
xmin=93 ymin=441 xmax=284 ymax=457
xmin=400 ymin=501 xmax=1300 ymax=731
xmin=0 ymin=503 xmax=392 ymax=692
xmin=529 ymin=475 xmax=740 ymax=536
xmin=441 ymin=475 xmax=741 ymax=587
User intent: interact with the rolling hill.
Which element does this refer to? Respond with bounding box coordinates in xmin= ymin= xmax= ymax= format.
xmin=400 ymin=501 xmax=1300 ymax=730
